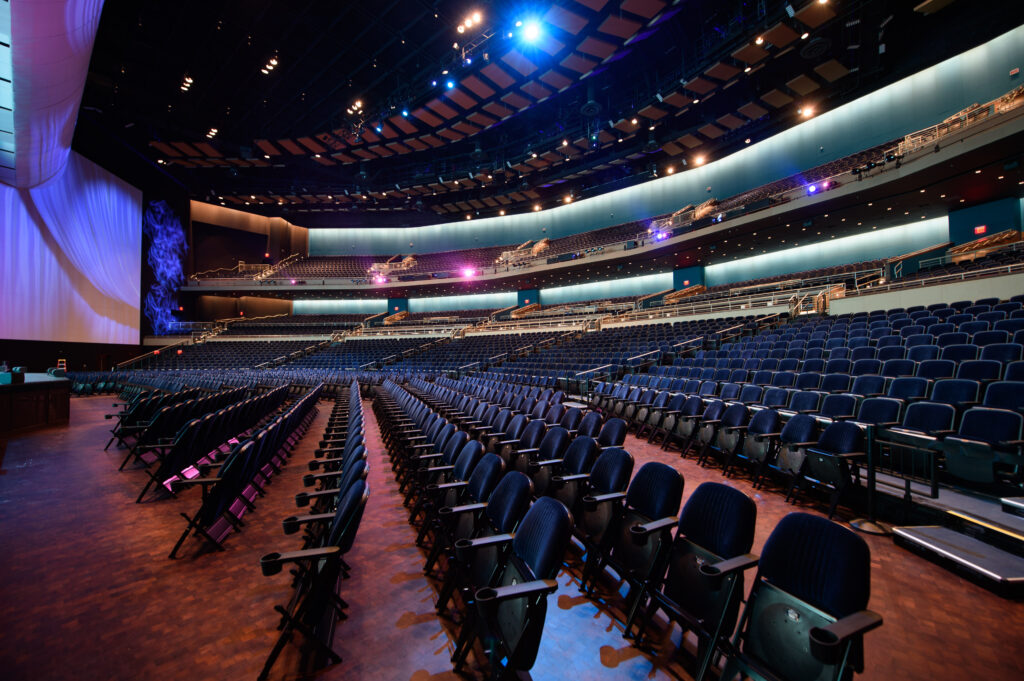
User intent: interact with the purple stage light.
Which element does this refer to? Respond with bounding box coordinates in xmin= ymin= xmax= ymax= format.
xmin=462 ymin=267 xmax=476 ymax=278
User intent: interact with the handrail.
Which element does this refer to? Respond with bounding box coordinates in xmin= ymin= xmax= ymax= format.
xmin=458 ymin=361 xmax=481 ymax=371
xmin=574 ymin=363 xmax=614 ymax=377
xmin=116 ymin=336 xmax=191 ymax=370
xmin=845 ymin=261 xmax=1024 ymax=296
xmin=671 ymin=336 xmax=704 ymax=350
xmin=488 ymin=352 xmax=508 ymax=362
xmin=627 ymin=348 xmax=661 ymax=365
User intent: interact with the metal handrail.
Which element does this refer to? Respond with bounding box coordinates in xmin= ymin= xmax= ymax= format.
xmin=574 ymin=363 xmax=614 ymax=378
xmin=116 ymin=337 xmax=192 ymax=370
xmin=845 ymin=262 xmax=1024 ymax=297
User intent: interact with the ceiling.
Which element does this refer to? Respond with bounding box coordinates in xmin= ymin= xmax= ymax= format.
xmin=79 ymin=0 xmax=1021 ymax=225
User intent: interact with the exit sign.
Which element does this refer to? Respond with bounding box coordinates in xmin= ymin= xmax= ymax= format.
xmin=974 ymin=225 xmax=987 ymax=235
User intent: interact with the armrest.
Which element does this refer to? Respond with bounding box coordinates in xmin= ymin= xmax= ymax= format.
xmin=552 ymin=472 xmax=590 ymax=484
xmin=809 ymin=610 xmax=884 ymax=664
xmin=517 ymin=447 xmax=540 ymax=458
xmin=410 ymin=442 xmax=436 ymax=450
xmin=629 ymin=516 xmax=679 ymax=544
xmin=475 ymin=579 xmax=559 ymax=604
xmin=930 ymin=429 xmax=957 ymax=439
xmin=294 ymin=489 xmax=338 ymax=507
xmin=169 ymin=476 xmax=220 ymax=493
xmin=529 ymin=457 xmax=565 ymax=471
xmin=996 ymin=439 xmax=1024 ymax=451
xmin=698 ymin=553 xmax=760 ymax=587
xmin=439 ymin=501 xmax=487 ymax=516
xmin=700 ymin=419 xmax=722 ymax=426
xmin=281 ymin=512 xmax=334 ymax=535
xmin=430 ymin=479 xmax=468 ymax=492
xmin=664 ymin=410 xmax=682 ymax=416
xmin=722 ymin=424 xmax=748 ymax=433
xmin=260 ymin=546 xmax=341 ymax=576
xmin=453 ymin=533 xmax=514 ymax=560
xmin=303 ymin=470 xmax=345 ymax=487
xmin=583 ymin=491 xmax=627 ymax=511
xmin=424 ymin=464 xmax=455 ymax=475
xmin=868 ymin=421 xmax=900 ymax=429
xmin=788 ymin=440 xmax=819 ymax=448
xmin=497 ymin=438 xmax=521 ymax=447
xmin=753 ymin=432 xmax=781 ymax=441
xmin=956 ymin=400 xmax=979 ymax=409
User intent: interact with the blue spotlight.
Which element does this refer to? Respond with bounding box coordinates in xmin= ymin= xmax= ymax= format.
xmin=521 ymin=20 xmax=542 ymax=43
xmin=375 ymin=125 xmax=382 ymax=133
xmin=431 ymin=80 xmax=437 ymax=86
xmin=446 ymin=80 xmax=455 ymax=89
xmin=807 ymin=184 xmax=818 ymax=194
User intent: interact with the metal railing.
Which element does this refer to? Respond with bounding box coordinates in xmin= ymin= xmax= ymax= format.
xmin=845 ymin=261 xmax=1024 ymax=297
xmin=918 ymin=235 xmax=1024 ymax=271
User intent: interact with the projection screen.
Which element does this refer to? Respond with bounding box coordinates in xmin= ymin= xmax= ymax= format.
xmin=0 ymin=151 xmax=142 ymax=344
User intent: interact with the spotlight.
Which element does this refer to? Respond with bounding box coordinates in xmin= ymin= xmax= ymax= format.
xmin=446 ymin=80 xmax=455 ymax=89
xmin=499 ymin=210 xmax=505 ymax=216
xmin=431 ymin=80 xmax=437 ymax=86
xmin=457 ymin=25 xmax=465 ymax=33
xmin=462 ymin=267 xmax=476 ymax=278
xmin=291 ymin=279 xmax=297 ymax=284
xmin=807 ymin=184 xmax=818 ymax=194
xmin=755 ymin=36 xmax=764 ymax=45
xmin=631 ymin=118 xmax=638 ymax=125
xmin=666 ymin=166 xmax=675 ymax=175
xmin=801 ymin=106 xmax=814 ymax=118
xmin=564 ymin=195 xmax=572 ymax=203
xmin=521 ymin=20 xmax=542 ymax=43
xmin=473 ymin=11 xmax=481 ymax=23
xmin=694 ymin=155 xmax=705 ymax=166
xmin=401 ymin=109 xmax=409 ymax=117
xmin=533 ymin=204 xmax=541 ymax=211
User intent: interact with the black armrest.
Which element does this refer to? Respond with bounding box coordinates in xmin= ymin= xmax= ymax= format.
xmin=788 ymin=440 xmax=819 ymax=448
xmin=439 ymin=501 xmax=487 ymax=516
xmin=260 ymin=546 xmax=340 ymax=576
xmin=700 ymin=419 xmax=722 ymax=426
xmin=475 ymin=579 xmax=559 ymax=604
xmin=169 ymin=476 xmax=220 ymax=493
xmin=295 ymin=489 xmax=338 ymax=507
xmin=698 ymin=553 xmax=759 ymax=587
xmin=664 ymin=410 xmax=682 ymax=416
xmin=868 ymin=421 xmax=900 ymax=429
xmin=753 ymin=432 xmax=781 ymax=441
xmin=281 ymin=512 xmax=334 ymax=535
xmin=430 ymin=479 xmax=469 ymax=492
xmin=583 ymin=491 xmax=627 ymax=511
xmin=930 ymin=429 xmax=957 ymax=439
xmin=517 ymin=447 xmax=540 ymax=458
xmin=722 ymin=424 xmax=748 ymax=433
xmin=996 ymin=439 xmax=1024 ymax=451
xmin=529 ymin=457 xmax=565 ymax=471
xmin=424 ymin=464 xmax=455 ymax=475
xmin=809 ymin=610 xmax=884 ymax=664
xmin=629 ymin=516 xmax=679 ymax=544
xmin=303 ymin=470 xmax=345 ymax=487
xmin=498 ymin=438 xmax=521 ymax=447
xmin=410 ymin=442 xmax=437 ymax=450
xmin=552 ymin=472 xmax=590 ymax=484
xmin=454 ymin=532 xmax=514 ymax=561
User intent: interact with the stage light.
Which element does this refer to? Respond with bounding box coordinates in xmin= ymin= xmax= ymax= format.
xmin=533 ymin=204 xmax=541 ymax=211
xmin=522 ymin=20 xmax=542 ymax=43
xmin=401 ymin=109 xmax=409 ymax=117
xmin=375 ymin=125 xmax=382 ymax=133
xmin=466 ymin=214 xmax=472 ymax=220
xmin=807 ymin=184 xmax=818 ymax=194
xmin=562 ymin=139 xmax=568 ymax=146
xmin=465 ymin=18 xmax=473 ymax=27
xmin=446 ymin=80 xmax=455 ymax=89
xmin=744 ymin=66 xmax=751 ymax=73
xmin=666 ymin=166 xmax=675 ymax=175
xmin=457 ymin=25 xmax=465 ymax=33
xmin=694 ymin=155 xmax=705 ymax=166
xmin=631 ymin=118 xmax=638 ymax=125
xmin=473 ymin=11 xmax=481 ymax=23
xmin=800 ymin=106 xmax=814 ymax=118
xmin=291 ymin=279 xmax=297 ymax=284
xmin=499 ymin=210 xmax=505 ymax=216
xmin=822 ymin=180 xmax=830 ymax=189
xmin=755 ymin=36 xmax=764 ymax=45
xmin=801 ymin=32 xmax=810 ymax=39
xmin=564 ymin=195 xmax=572 ymax=203
xmin=462 ymin=267 xmax=476 ymax=277
xmin=431 ymin=80 xmax=437 ymax=86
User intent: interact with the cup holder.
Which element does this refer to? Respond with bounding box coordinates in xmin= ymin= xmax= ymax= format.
xmin=260 ymin=552 xmax=283 ymax=576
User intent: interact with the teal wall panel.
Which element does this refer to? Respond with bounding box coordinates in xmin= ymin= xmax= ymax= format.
xmin=705 ymin=218 xmax=950 ymax=286
xmin=293 ymin=299 xmax=387 ymax=314
xmin=540 ymin=272 xmax=672 ymax=305
xmin=387 ymin=297 xmax=408 ymax=314
xmin=673 ymin=266 xmax=704 ymax=289
xmin=307 ymin=27 xmax=1024 ymax=256
xmin=518 ymin=289 xmax=540 ymax=306
xmin=948 ymin=198 xmax=1023 ymax=245
xmin=407 ymin=291 xmax=517 ymax=313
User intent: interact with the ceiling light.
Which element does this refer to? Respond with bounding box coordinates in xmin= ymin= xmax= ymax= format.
xmin=755 ymin=36 xmax=764 ymax=45
xmin=457 ymin=25 xmax=465 ymax=33
xmin=499 ymin=210 xmax=505 ymax=216
xmin=744 ymin=66 xmax=751 ymax=73
xmin=354 ymin=100 xmax=362 ymax=108
xmin=269 ymin=57 xmax=278 ymax=66
xmin=473 ymin=11 xmax=481 ymax=23
xmin=533 ymin=204 xmax=541 ymax=211
xmin=631 ymin=118 xmax=638 ymax=125
xmin=801 ymin=32 xmax=810 ymax=39
xmin=801 ymin=106 xmax=814 ymax=118
xmin=522 ymin=21 xmax=542 ymax=43
xmin=446 ymin=80 xmax=455 ymax=89
xmin=562 ymin=139 xmax=568 ymax=146
xmin=666 ymin=166 xmax=675 ymax=175
xmin=564 ymin=195 xmax=572 ymax=203
xmin=744 ymin=138 xmax=751 ymax=144
xmin=692 ymin=98 xmax=700 ymax=104
xmin=694 ymin=155 xmax=705 ymax=166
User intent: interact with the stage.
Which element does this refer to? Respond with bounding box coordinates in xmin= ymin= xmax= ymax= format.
xmin=0 ymin=373 xmax=71 ymax=436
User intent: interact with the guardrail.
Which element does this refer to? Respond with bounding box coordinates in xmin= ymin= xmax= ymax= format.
xmin=845 ymin=261 xmax=1024 ymax=296
xmin=116 ymin=337 xmax=192 ymax=370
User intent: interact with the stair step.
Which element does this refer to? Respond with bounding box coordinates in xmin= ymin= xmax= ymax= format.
xmin=893 ymin=525 xmax=1024 ymax=598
